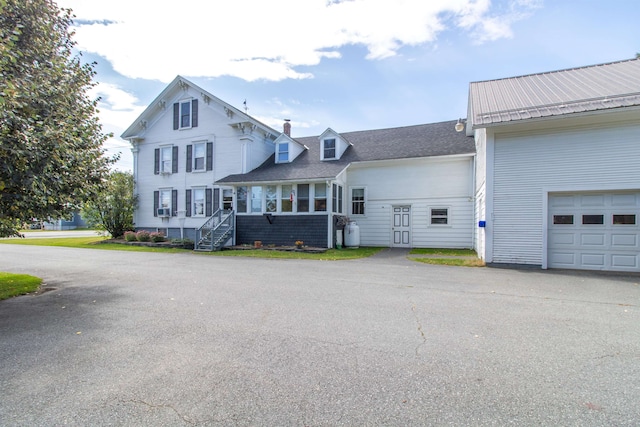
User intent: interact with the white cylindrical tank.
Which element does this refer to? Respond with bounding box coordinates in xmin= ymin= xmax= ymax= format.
xmin=344 ymin=221 xmax=360 ymax=248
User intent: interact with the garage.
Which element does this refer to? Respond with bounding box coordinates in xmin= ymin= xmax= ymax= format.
xmin=548 ymin=192 xmax=640 ymax=272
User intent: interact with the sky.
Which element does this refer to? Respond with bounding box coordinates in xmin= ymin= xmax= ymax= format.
xmin=55 ymin=0 xmax=640 ymax=172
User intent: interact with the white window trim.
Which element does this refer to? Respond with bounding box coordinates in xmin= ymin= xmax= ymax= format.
xmin=160 ymin=145 xmax=173 ymax=174
xmin=193 ymin=141 xmax=207 ymax=172
xmin=277 ymin=142 xmax=289 ymax=163
xmin=192 ymin=187 xmax=206 ymax=217
xmin=179 ymin=99 xmax=193 ymax=130
xmin=350 ymin=186 xmax=366 ymax=216
xmin=429 ymin=206 xmax=451 ymax=227
xmin=322 ymin=138 xmax=337 ymax=161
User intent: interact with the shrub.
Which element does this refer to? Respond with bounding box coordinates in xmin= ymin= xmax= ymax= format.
xmin=136 ymin=230 xmax=151 ymax=242
xmin=150 ymin=232 xmax=165 ymax=242
xmin=170 ymin=238 xmax=194 ymax=249
xmin=124 ymin=231 xmax=137 ymax=242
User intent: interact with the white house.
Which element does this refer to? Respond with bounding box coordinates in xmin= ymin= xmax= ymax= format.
xmin=469 ymin=58 xmax=640 ymax=272
xmin=122 ymin=77 xmax=476 ymax=250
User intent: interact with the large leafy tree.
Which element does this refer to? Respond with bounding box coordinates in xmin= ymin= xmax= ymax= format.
xmin=82 ymin=171 xmax=137 ymax=238
xmin=0 ymin=0 xmax=114 ymax=237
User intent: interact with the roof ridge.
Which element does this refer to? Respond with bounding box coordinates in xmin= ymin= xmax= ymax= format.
xmin=296 ymin=119 xmax=459 ymax=139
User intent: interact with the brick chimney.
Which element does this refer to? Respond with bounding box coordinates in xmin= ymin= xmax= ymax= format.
xmin=283 ymin=119 xmax=291 ymax=136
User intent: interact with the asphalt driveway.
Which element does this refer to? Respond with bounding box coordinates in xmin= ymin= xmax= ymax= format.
xmin=0 ymin=245 xmax=639 ymax=426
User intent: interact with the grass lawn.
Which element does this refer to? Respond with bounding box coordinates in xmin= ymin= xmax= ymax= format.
xmin=0 ymin=272 xmax=42 ymax=300
xmin=0 ymin=236 xmax=383 ymax=260
xmin=0 ymin=236 xmax=481 ymax=264
xmin=408 ymin=248 xmax=485 ymax=267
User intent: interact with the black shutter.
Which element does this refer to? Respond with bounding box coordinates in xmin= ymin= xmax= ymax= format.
xmin=213 ymin=188 xmax=220 ymax=212
xmin=185 ymin=190 xmax=192 ymax=217
xmin=206 ymin=142 xmax=213 ymax=171
xmin=172 ymin=146 xmax=178 ymax=173
xmin=173 ymin=103 xmax=179 ymax=130
xmin=171 ymin=190 xmax=178 ymax=216
xmin=191 ymin=99 xmax=198 ymax=127
xmin=205 ymin=188 xmax=212 ymax=216
xmin=186 ymin=145 xmax=193 ymax=173
xmin=154 ymin=149 xmax=160 ymax=174
xmin=153 ymin=191 xmax=159 ymax=217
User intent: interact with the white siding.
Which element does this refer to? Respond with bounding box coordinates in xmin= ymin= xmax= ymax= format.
xmin=492 ymin=121 xmax=640 ymax=265
xmin=133 ymin=85 xmax=275 ymax=229
xmin=348 ymin=156 xmax=474 ymax=248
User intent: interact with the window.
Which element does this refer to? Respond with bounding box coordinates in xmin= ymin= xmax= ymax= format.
xmin=553 ymin=215 xmax=574 ymax=225
xmin=193 ymin=188 xmax=205 ymax=216
xmin=297 ymin=184 xmax=309 ymax=212
xmin=613 ymin=214 xmax=636 ymax=225
xmin=314 ymin=183 xmax=327 ymax=211
xmin=223 ymin=189 xmax=233 ymax=211
xmin=323 ymin=138 xmax=336 ymax=159
xmin=173 ymin=99 xmax=198 ymax=130
xmin=430 ymin=208 xmax=449 ymax=225
xmin=266 ymin=185 xmax=277 ymax=213
xmin=193 ymin=143 xmax=206 ymax=171
xmin=154 ymin=188 xmax=176 ymax=217
xmin=332 ymin=184 xmax=343 ymax=213
xmin=351 ymin=188 xmax=365 ymax=215
xmin=237 ymin=186 xmax=247 ymax=213
xmin=583 ymin=214 xmax=604 ymax=225
xmin=277 ymin=143 xmax=289 ymax=163
xmin=187 ymin=142 xmax=212 ymax=172
xmin=160 ymin=189 xmax=172 ymax=210
xmin=281 ymin=185 xmax=293 ymax=212
xmin=251 ymin=186 xmax=262 ymax=213
xmin=155 ymin=147 xmax=178 ymax=175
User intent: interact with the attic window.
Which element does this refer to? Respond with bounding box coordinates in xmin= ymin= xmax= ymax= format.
xmin=323 ymin=138 xmax=336 ymax=159
xmin=277 ymin=142 xmax=289 ymax=163
xmin=173 ymin=99 xmax=198 ymax=130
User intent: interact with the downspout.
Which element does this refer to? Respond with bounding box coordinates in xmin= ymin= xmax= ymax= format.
xmin=131 ymin=140 xmax=140 ymax=229
xmin=327 ymin=180 xmax=333 ymax=249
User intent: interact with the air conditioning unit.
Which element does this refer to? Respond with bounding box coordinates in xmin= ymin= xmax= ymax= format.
xmin=157 ymin=208 xmax=171 ymax=217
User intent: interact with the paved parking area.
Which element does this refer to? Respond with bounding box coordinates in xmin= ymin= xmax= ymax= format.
xmin=1 ymin=245 xmax=639 ymax=426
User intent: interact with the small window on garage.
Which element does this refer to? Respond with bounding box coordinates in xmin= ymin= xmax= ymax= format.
xmin=553 ymin=215 xmax=574 ymax=225
xmin=582 ymin=214 xmax=604 ymax=225
xmin=613 ymin=214 xmax=636 ymax=225
xmin=430 ymin=208 xmax=448 ymax=225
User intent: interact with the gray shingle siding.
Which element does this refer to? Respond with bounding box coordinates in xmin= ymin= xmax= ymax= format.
xmin=236 ymin=215 xmax=328 ymax=247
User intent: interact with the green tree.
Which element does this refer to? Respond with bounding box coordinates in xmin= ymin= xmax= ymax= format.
xmin=0 ymin=0 xmax=114 ymax=237
xmin=82 ymin=171 xmax=137 ymax=238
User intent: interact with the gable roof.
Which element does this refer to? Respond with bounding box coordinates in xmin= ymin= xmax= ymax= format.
xmin=120 ymin=76 xmax=279 ymax=140
xmin=469 ymin=58 xmax=640 ymax=128
xmin=217 ymin=120 xmax=475 ymax=184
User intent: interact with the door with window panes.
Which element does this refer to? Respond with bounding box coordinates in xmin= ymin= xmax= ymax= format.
xmin=392 ymin=206 xmax=411 ymax=247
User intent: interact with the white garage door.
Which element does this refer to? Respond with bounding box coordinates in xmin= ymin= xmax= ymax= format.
xmin=548 ymin=192 xmax=640 ymax=272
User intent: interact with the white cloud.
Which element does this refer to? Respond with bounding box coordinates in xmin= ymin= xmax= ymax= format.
xmin=58 ymin=0 xmax=540 ymax=83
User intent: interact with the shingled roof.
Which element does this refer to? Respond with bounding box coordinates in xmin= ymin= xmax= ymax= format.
xmin=218 ymin=120 xmax=475 ymax=184
xmin=469 ymin=58 xmax=640 ymax=127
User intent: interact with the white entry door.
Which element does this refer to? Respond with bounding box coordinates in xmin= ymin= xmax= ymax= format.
xmin=392 ymin=206 xmax=411 ymax=247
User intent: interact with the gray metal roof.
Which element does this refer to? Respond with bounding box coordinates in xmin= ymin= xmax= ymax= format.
xmin=469 ymin=58 xmax=640 ymax=127
xmin=217 ymin=120 xmax=475 ymax=184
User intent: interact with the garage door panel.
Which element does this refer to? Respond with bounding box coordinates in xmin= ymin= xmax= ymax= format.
xmin=612 ymin=234 xmax=637 ymax=247
xmin=580 ymin=233 xmax=605 ymax=246
xmin=549 ymin=192 xmax=640 ymax=272
xmin=551 ymin=233 xmax=575 ymax=245
xmin=581 ymin=253 xmax=605 ymax=267
xmin=611 ymin=254 xmax=638 ymax=268
xmin=549 ymin=252 xmax=575 ymax=266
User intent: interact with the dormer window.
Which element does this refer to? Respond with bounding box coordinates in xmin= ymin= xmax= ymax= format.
xmin=323 ymin=138 xmax=336 ymax=159
xmin=277 ymin=142 xmax=289 ymax=163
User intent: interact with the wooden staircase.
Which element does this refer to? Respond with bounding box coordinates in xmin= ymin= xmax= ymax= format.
xmin=195 ymin=209 xmax=234 ymax=251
